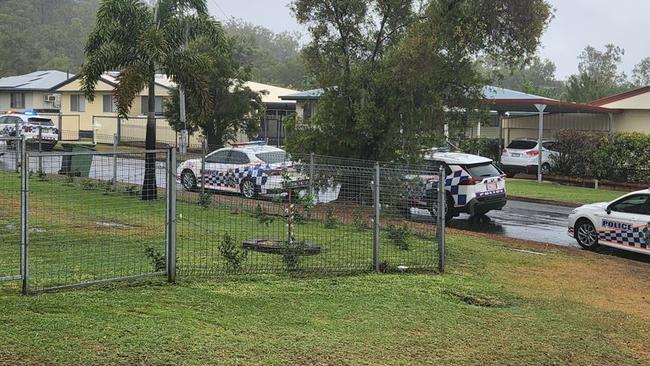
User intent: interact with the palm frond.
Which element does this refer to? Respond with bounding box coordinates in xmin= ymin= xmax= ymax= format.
xmin=81 ymin=42 xmax=135 ymax=101
xmin=157 ymin=0 xmax=209 ymax=22
xmin=114 ymin=62 xmax=150 ymax=118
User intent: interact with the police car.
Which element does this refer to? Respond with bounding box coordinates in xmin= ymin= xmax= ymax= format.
xmin=568 ymin=189 xmax=650 ymax=255
xmin=409 ymin=148 xmax=507 ymax=221
xmin=177 ymin=142 xmax=307 ymax=198
xmin=0 ymin=110 xmax=59 ymax=151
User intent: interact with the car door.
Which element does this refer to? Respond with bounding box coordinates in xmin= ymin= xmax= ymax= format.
xmin=541 ymin=141 xmax=558 ymax=165
xmin=224 ymin=150 xmax=251 ymax=188
xmin=203 ymin=150 xmax=231 ymax=191
xmin=596 ymin=194 xmax=650 ymax=251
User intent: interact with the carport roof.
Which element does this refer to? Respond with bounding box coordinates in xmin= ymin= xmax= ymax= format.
xmin=281 ymin=85 xmax=620 ymax=114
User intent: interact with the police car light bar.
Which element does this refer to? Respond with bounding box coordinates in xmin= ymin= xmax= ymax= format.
xmin=231 ymin=140 xmax=267 ymax=147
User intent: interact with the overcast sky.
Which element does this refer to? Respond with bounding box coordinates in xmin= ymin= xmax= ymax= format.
xmin=208 ymin=0 xmax=650 ymax=80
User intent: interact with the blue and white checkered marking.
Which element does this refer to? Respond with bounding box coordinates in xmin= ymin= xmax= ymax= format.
xmin=445 ymin=168 xmax=472 ymax=206
xmin=202 ymin=164 xmax=270 ymax=191
xmin=599 ymin=224 xmax=649 ymax=249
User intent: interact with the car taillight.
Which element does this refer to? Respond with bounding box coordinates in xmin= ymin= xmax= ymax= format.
xmin=460 ymin=178 xmax=481 ymax=186
xmin=526 ymin=150 xmax=540 ymax=156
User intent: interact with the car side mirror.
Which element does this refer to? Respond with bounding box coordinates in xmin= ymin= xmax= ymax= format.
xmin=605 ymin=205 xmax=612 ymax=215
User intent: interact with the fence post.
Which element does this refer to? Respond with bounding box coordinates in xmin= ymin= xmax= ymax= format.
xmin=20 ymin=138 xmax=29 ymax=295
xmin=14 ymin=121 xmax=20 ymax=173
xmin=437 ymin=165 xmax=446 ymax=273
xmin=38 ymin=126 xmax=42 ymax=173
xmin=372 ymin=162 xmax=380 ymax=272
xmin=309 ymin=153 xmax=315 ymax=197
xmin=200 ymin=140 xmax=206 ymax=196
xmin=112 ymin=134 xmax=118 ymax=191
xmin=166 ymin=148 xmax=177 ymax=283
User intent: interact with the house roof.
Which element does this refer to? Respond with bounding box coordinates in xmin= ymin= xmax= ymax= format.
xmin=0 ymin=70 xmax=73 ymax=91
xmin=52 ymin=71 xmax=175 ymax=91
xmin=281 ymin=85 xmax=619 ymax=114
xmin=244 ymin=81 xmax=298 ymax=104
xmin=589 ymin=86 xmax=650 ymax=107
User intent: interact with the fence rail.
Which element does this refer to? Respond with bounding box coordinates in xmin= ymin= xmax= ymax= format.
xmin=0 ymin=144 xmax=446 ymax=294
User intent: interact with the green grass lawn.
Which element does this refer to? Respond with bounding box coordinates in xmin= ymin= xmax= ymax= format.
xmin=2 ymin=170 xmax=650 ymax=364
xmin=506 ymin=179 xmax=628 ymax=205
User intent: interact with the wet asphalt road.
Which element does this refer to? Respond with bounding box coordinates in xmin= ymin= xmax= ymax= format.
xmin=450 ymin=200 xmax=577 ymax=247
xmin=1 ymin=150 xmax=577 ymax=247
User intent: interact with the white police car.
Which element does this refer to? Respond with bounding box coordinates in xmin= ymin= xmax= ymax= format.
xmin=0 ymin=110 xmax=59 ymax=151
xmin=177 ymin=142 xmax=307 ymax=198
xmin=568 ymin=189 xmax=650 ymax=255
xmin=409 ymin=148 xmax=507 ymax=221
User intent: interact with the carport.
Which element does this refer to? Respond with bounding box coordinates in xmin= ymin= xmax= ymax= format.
xmin=482 ymin=86 xmax=620 ymax=183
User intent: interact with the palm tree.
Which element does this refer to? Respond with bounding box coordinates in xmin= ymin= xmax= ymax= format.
xmin=81 ymin=0 xmax=223 ymax=200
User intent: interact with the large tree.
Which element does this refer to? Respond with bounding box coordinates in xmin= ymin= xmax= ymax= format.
xmin=80 ymin=0 xmax=225 ymax=199
xmin=632 ymin=57 xmax=650 ymax=87
xmin=479 ymin=56 xmax=565 ymax=100
xmin=287 ymin=0 xmax=552 ymax=161
xmin=566 ymin=44 xmax=629 ymax=102
xmin=164 ymin=38 xmax=265 ymax=149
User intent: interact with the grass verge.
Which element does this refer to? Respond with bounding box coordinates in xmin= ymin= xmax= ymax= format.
xmin=507 ymin=179 xmax=628 ymax=205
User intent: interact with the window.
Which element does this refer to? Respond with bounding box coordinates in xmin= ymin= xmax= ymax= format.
xmin=27 ymin=118 xmax=54 ymax=126
xmin=303 ymin=102 xmax=313 ymax=121
xmin=10 ymin=93 xmax=25 ymax=109
xmin=70 ymin=94 xmax=86 ymax=112
xmin=610 ymin=195 xmax=650 ymax=215
xmin=462 ymin=163 xmax=502 ymax=178
xmin=542 ymin=141 xmax=557 ymax=151
xmin=256 ymin=151 xmax=289 ymax=164
xmin=227 ymin=151 xmax=250 ymax=165
xmin=103 ymin=95 xmax=118 ymax=113
xmin=141 ymin=96 xmax=164 ymax=115
xmin=507 ymin=140 xmax=537 ymax=150
xmin=205 ymin=150 xmax=230 ymax=164
xmin=425 ymin=160 xmax=452 ymax=176
xmin=0 ymin=116 xmax=7 ymax=125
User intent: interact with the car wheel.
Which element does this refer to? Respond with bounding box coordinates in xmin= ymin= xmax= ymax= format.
xmin=181 ymin=170 xmax=197 ymax=191
xmin=541 ymin=163 xmax=551 ymax=175
xmin=429 ymin=195 xmax=454 ymax=223
xmin=240 ymin=179 xmax=257 ymax=199
xmin=575 ymin=219 xmax=599 ymax=249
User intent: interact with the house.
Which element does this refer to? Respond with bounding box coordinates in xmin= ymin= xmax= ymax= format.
xmin=244 ymin=82 xmax=297 ymax=146
xmin=0 ymin=70 xmax=72 ymax=113
xmin=590 ymin=86 xmax=650 ymax=133
xmin=53 ymin=72 xmax=172 ymax=138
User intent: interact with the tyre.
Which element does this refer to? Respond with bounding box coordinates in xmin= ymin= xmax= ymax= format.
xmin=181 ymin=169 xmax=197 ymax=191
xmin=541 ymin=163 xmax=551 ymax=175
xmin=429 ymin=194 xmax=454 ymax=223
xmin=575 ymin=219 xmax=599 ymax=249
xmin=240 ymin=179 xmax=257 ymax=199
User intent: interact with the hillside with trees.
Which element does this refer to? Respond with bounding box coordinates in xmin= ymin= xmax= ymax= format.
xmin=0 ymin=0 xmax=99 ymax=76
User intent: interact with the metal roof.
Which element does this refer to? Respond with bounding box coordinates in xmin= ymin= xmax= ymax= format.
xmin=0 ymin=70 xmax=72 ymax=91
xmin=280 ymin=85 xmax=619 ymax=114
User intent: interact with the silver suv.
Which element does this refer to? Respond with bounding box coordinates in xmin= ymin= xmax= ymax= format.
xmin=0 ymin=111 xmax=59 ymax=151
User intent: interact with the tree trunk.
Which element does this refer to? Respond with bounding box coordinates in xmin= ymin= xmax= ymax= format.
xmin=142 ymin=68 xmax=158 ymax=200
xmin=204 ymin=121 xmax=224 ymax=151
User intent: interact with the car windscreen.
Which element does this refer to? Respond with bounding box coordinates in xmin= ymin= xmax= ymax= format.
xmin=255 ymin=151 xmax=289 ymax=164
xmin=27 ymin=118 xmax=54 ymax=126
xmin=462 ymin=163 xmax=502 ymax=178
xmin=506 ymin=140 xmax=537 ymax=150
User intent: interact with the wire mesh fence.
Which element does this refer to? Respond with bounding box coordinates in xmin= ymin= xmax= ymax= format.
xmin=0 ymin=143 xmax=446 ymax=294
xmin=0 ymin=137 xmax=22 ymax=282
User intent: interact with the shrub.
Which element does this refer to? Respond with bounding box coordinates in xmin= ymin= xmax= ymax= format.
xmin=219 ymin=234 xmax=248 ymax=272
xmin=386 ymin=224 xmax=410 ymax=250
xmin=324 ymin=207 xmax=338 ymax=229
xmin=458 ymin=138 xmax=500 ymax=161
xmin=144 ymin=245 xmax=166 ymax=272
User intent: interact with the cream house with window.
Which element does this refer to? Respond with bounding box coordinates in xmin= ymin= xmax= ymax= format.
xmin=53 ymin=72 xmax=172 ymax=138
xmin=0 ymin=70 xmax=71 ymax=113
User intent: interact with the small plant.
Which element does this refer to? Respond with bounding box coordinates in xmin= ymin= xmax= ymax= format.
xmin=352 ymin=208 xmax=368 ymax=231
xmin=219 ymin=234 xmax=248 ymax=272
xmin=253 ymin=204 xmax=275 ymax=226
xmin=36 ymin=170 xmax=47 ymax=181
xmin=386 ymin=224 xmax=410 ymax=250
xmin=65 ymin=171 xmax=75 ymax=184
xmin=144 ymin=245 xmax=166 ymax=272
xmin=124 ymin=184 xmax=140 ymax=196
xmin=80 ymin=178 xmax=96 ymax=190
xmin=323 ymin=207 xmax=338 ymax=229
xmin=198 ymin=192 xmax=211 ymax=208
xmin=281 ymin=239 xmax=306 ymax=272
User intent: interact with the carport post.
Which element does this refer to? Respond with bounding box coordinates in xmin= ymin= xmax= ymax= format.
xmin=497 ymin=111 xmax=505 ymax=163
xmin=535 ymin=104 xmax=547 ymax=183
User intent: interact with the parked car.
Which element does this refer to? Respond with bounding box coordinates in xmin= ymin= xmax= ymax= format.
xmin=0 ymin=110 xmax=59 ymax=151
xmin=500 ymin=138 xmax=558 ymax=177
xmin=176 ymin=142 xmax=307 ymax=198
xmin=407 ymin=148 xmax=507 ymax=222
xmin=568 ymin=189 xmax=650 ymax=256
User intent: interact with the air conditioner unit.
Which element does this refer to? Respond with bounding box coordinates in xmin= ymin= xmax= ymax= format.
xmin=44 ymin=94 xmax=57 ymax=102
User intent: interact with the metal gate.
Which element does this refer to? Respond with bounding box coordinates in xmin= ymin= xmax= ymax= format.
xmin=19 ymin=148 xmax=174 ymax=293
xmin=0 ymin=137 xmax=25 ymax=284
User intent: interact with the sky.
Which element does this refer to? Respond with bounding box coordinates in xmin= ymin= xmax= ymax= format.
xmin=207 ymin=0 xmax=650 ymax=80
